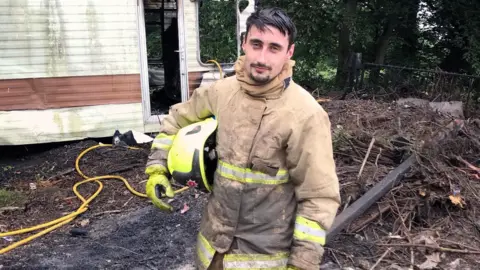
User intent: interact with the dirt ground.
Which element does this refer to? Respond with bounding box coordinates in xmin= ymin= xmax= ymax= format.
xmin=0 ymin=139 xmax=208 ymax=269
xmin=1 ymin=98 xmax=480 ymax=270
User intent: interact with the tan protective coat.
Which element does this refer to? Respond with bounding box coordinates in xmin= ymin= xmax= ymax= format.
xmin=146 ymin=56 xmax=341 ymax=270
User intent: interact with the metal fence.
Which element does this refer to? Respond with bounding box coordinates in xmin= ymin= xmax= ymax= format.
xmin=343 ymin=53 xmax=480 ymax=116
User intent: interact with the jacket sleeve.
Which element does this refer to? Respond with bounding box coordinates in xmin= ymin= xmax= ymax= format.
xmin=145 ymin=82 xmax=219 ymax=177
xmin=285 ymin=105 xmax=341 ymax=270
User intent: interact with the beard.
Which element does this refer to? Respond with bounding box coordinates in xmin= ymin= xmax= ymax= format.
xmin=249 ymin=62 xmax=273 ymax=84
xmin=249 ymin=72 xmax=271 ymax=84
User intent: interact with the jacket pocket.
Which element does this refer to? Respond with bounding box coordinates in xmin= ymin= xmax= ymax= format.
xmin=251 ymin=157 xmax=280 ymax=176
xmin=250 ymin=133 xmax=286 ymax=174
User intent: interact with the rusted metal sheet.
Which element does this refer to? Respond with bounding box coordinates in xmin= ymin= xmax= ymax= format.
xmin=0 ymin=74 xmax=142 ymax=111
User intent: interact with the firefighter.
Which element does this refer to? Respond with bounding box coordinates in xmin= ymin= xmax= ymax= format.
xmin=145 ymin=7 xmax=341 ymax=270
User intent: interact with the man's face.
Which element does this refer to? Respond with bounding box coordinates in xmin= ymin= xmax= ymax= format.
xmin=241 ymin=25 xmax=294 ymax=84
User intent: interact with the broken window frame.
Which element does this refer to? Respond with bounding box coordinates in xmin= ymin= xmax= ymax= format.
xmin=195 ymin=0 xmax=253 ymax=67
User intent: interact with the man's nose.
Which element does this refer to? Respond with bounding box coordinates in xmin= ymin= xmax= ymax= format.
xmin=257 ymin=48 xmax=267 ymax=63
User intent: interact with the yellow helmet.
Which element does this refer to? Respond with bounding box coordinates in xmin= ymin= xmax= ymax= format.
xmin=167 ymin=116 xmax=218 ymax=192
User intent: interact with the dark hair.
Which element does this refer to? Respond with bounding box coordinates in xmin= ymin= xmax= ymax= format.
xmin=245 ymin=7 xmax=297 ymax=48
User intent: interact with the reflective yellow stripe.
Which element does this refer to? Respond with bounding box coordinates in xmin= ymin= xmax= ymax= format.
xmin=196 ymin=233 xmax=215 ymax=268
xmin=223 ymin=252 xmax=289 ymax=270
xmin=151 ymin=133 xmax=175 ymax=150
xmin=293 ymin=216 xmax=326 ymax=245
xmin=217 ymin=160 xmax=289 ymax=185
xmin=145 ymin=164 xmax=168 ymax=175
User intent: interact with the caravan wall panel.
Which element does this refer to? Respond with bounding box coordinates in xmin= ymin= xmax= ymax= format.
xmin=0 ymin=0 xmax=141 ymax=111
xmin=0 ymin=0 xmax=144 ymax=145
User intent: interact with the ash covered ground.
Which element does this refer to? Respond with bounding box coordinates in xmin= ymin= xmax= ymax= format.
xmin=1 ymin=99 xmax=480 ymax=270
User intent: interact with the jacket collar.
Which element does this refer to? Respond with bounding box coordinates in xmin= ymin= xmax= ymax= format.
xmin=234 ymin=55 xmax=295 ymax=99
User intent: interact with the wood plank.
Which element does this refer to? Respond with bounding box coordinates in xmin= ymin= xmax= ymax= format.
xmin=326 ymin=155 xmax=415 ymax=242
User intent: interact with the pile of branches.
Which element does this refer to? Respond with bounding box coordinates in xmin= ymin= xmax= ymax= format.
xmin=323 ymin=99 xmax=453 ymax=208
xmin=320 ymin=98 xmax=480 ymax=268
xmin=411 ymin=119 xmax=480 ymax=210
xmin=334 ymin=118 xmax=480 ymax=269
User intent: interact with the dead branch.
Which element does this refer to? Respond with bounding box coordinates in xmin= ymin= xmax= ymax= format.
xmin=0 ymin=206 xmax=23 ymax=214
xmin=455 ymin=156 xmax=480 ymax=173
xmin=376 ymin=243 xmax=480 ymax=254
xmin=358 ymin=137 xmax=376 ymax=180
xmin=350 ymin=205 xmax=391 ymax=232
xmin=369 ymin=248 xmax=392 ymax=270
xmin=375 ymin=149 xmax=382 ymax=167
xmin=391 ymin=195 xmax=415 ymax=267
xmin=460 ymin=129 xmax=480 ymax=149
xmin=352 ymin=137 xmax=394 ymax=154
xmin=47 ymin=168 xmax=75 ymax=180
xmin=437 ymin=239 xmax=480 ymax=252
xmin=347 ymin=137 xmax=363 ymax=158
xmin=92 ymin=210 xmax=122 ymax=217
xmin=122 ymin=197 xmax=134 ymax=208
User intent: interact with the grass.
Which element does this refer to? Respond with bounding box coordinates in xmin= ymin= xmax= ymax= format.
xmin=0 ymin=188 xmax=26 ymax=208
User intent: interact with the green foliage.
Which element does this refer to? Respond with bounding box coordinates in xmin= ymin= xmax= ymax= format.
xmin=259 ymin=0 xmax=340 ymax=88
xmin=198 ymin=0 xmax=238 ymax=63
xmin=151 ymin=0 xmax=480 ymax=92
xmin=424 ymin=0 xmax=480 ymax=74
xmin=146 ymin=28 xmax=163 ymax=59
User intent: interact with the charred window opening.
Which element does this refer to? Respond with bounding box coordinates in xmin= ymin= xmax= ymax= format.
xmin=143 ymin=0 xmax=181 ymax=115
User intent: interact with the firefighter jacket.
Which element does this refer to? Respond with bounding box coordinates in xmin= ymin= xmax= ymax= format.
xmin=145 ymin=56 xmax=341 ymax=270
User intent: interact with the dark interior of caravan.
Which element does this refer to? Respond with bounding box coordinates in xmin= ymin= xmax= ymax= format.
xmin=143 ymin=0 xmax=247 ymax=115
xmin=144 ymin=0 xmax=181 ymax=115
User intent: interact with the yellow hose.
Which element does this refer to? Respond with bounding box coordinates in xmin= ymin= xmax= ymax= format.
xmin=0 ymin=143 xmax=189 ymax=254
xmin=206 ymin=59 xmax=224 ymax=79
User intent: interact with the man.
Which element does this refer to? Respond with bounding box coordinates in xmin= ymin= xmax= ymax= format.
xmin=145 ymin=7 xmax=340 ymax=270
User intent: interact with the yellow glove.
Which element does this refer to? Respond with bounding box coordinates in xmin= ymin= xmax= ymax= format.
xmin=146 ymin=174 xmax=175 ymax=211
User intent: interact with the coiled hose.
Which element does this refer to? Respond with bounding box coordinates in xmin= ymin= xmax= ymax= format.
xmin=0 ymin=59 xmax=224 ymax=255
xmin=0 ymin=143 xmax=189 ymax=255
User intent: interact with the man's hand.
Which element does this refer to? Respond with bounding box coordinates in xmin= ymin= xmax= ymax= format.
xmin=146 ymin=174 xmax=175 ymax=211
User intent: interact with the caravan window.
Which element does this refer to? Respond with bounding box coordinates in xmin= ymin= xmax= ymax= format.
xmin=197 ymin=0 xmax=238 ymax=64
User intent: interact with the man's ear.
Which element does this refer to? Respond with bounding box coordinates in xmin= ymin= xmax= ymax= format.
xmin=241 ymin=32 xmax=247 ymax=52
xmin=286 ymin=43 xmax=295 ymax=59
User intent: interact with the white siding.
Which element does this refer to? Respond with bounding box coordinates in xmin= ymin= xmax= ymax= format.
xmin=0 ymin=103 xmax=144 ymax=145
xmin=183 ymin=0 xmax=206 ymax=72
xmin=237 ymin=0 xmax=255 ymax=53
xmin=0 ymin=0 xmax=140 ymax=80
